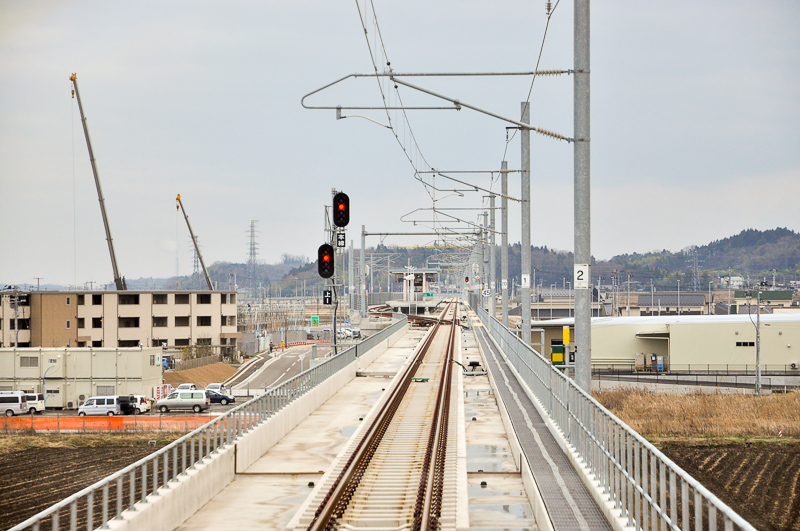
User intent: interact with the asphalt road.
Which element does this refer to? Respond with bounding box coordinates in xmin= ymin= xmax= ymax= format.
xmin=231 ymin=344 xmax=333 ymax=391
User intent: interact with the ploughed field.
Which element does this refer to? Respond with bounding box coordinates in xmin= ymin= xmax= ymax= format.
xmin=660 ymin=441 xmax=800 ymax=531
xmin=0 ymin=433 xmax=184 ymax=531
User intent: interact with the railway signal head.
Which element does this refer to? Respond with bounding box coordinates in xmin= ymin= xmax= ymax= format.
xmin=465 ymin=276 xmax=469 ymax=284
xmin=333 ymin=192 xmax=350 ymax=227
xmin=318 ymin=244 xmax=335 ymax=278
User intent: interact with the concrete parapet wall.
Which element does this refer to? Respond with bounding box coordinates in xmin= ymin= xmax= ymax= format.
xmin=107 ymin=445 xmax=235 ymax=531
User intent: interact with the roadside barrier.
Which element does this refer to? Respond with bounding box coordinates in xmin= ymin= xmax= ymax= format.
xmin=1 ymin=415 xmax=209 ymax=433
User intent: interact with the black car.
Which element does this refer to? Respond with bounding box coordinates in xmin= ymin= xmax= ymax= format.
xmin=206 ymin=390 xmax=235 ymax=406
xmin=117 ymin=395 xmax=137 ymax=415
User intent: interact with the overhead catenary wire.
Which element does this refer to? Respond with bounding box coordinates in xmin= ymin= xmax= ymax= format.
xmin=503 ymin=0 xmax=562 ymax=162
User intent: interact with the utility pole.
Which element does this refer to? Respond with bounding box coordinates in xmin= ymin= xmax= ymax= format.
xmin=501 ymin=161 xmax=509 ymax=327
xmin=489 ymin=194 xmax=496 ymax=320
xmin=482 ymin=210 xmax=489 ymax=311
xmin=360 ymin=225 xmax=366 ymax=318
xmin=520 ymin=102 xmax=532 ymax=345
xmin=573 ymin=0 xmax=592 ymax=392
xmin=756 ymin=291 xmax=761 ymax=395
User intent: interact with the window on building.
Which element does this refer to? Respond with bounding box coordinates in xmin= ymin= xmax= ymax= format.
xmin=197 ymin=316 xmax=211 ymax=327
xmin=175 ymin=294 xmax=190 ymax=304
xmin=66 ymin=320 xmax=71 ymax=329
xmin=66 ymin=296 xmax=71 ymax=305
xmin=220 ymin=294 xmax=228 ymax=304
xmin=77 ymin=318 xmax=85 ymax=329
xmin=46 ymin=389 xmax=59 ymax=395
xmin=92 ymin=317 xmax=102 ymax=328
xmin=153 ymin=316 xmax=168 ymax=327
xmin=736 ymin=341 xmax=756 ymax=347
xmin=92 ymin=294 xmax=102 ymax=305
xmin=175 ymin=338 xmax=190 ymax=346
xmin=197 ymin=338 xmax=212 ymax=346
xmin=92 ymin=340 xmax=103 ymax=347
xmin=96 ymin=385 xmax=115 ymax=395
xmin=20 ymin=356 xmax=39 ymax=368
xmin=220 ymin=338 xmax=227 ymax=345
xmin=118 ymin=317 xmax=140 ymax=328
xmin=197 ymin=294 xmax=211 ymax=304
xmin=77 ymin=341 xmax=86 ymax=347
xmin=230 ymin=294 xmax=236 ymax=304
xmin=77 ymin=294 xmax=85 ymax=305
xmin=149 ymin=354 xmax=157 ymax=366
xmin=175 ymin=316 xmax=190 ymax=327
xmin=119 ymin=294 xmax=140 ymax=305
xmin=118 ymin=340 xmax=139 ymax=347
xmin=153 ymin=294 xmax=167 ymax=304
xmin=10 ymin=319 xmax=30 ymax=330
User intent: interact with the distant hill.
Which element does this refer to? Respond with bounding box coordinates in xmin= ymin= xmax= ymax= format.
xmin=77 ymin=228 xmax=800 ymax=294
xmin=609 ymin=228 xmax=800 ymax=288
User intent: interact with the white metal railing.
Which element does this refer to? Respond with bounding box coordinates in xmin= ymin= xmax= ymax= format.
xmin=9 ymin=315 xmax=407 ymax=531
xmin=476 ymin=306 xmax=755 ymax=531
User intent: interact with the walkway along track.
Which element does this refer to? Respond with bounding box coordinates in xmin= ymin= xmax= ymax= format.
xmin=305 ymin=301 xmax=459 ymax=531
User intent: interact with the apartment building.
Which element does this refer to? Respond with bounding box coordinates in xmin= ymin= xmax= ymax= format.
xmin=0 ymin=290 xmax=240 ymax=351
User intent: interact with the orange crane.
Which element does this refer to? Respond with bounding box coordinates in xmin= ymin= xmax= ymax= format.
xmin=70 ymin=73 xmax=126 ymax=290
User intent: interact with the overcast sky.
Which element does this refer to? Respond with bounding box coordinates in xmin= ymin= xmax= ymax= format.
xmin=1 ymin=1 xmax=798 ymax=287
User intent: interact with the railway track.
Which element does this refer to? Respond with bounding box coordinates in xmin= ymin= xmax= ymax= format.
xmin=302 ymin=300 xmax=460 ymax=531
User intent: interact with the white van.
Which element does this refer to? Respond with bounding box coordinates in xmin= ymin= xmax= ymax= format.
xmin=132 ymin=395 xmax=151 ymax=413
xmin=78 ymin=396 xmax=122 ymax=416
xmin=23 ymin=393 xmax=45 ymax=414
xmin=0 ymin=391 xmax=28 ymax=417
xmin=156 ymin=390 xmax=209 ymax=413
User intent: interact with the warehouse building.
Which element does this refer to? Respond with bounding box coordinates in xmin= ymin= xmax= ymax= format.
xmin=528 ymin=314 xmax=800 ymax=373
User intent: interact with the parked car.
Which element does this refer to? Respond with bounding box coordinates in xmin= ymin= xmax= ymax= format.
xmin=0 ymin=391 xmax=28 ymax=417
xmin=78 ymin=396 xmax=122 ymax=416
xmin=132 ymin=395 xmax=151 ymax=414
xmin=206 ymin=390 xmax=235 ymax=406
xmin=156 ymin=390 xmax=209 ymax=413
xmin=23 ymin=393 xmax=45 ymax=414
xmin=176 ymin=383 xmax=198 ymax=390
xmin=205 ymin=383 xmax=225 ymax=393
xmin=117 ymin=395 xmax=137 ymax=415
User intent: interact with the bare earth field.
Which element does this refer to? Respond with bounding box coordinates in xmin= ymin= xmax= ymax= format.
xmin=658 ymin=440 xmax=800 ymax=531
xmin=0 ymin=433 xmax=183 ymax=530
xmin=162 ymin=362 xmax=238 ymax=389
xmin=596 ymin=389 xmax=800 ymax=531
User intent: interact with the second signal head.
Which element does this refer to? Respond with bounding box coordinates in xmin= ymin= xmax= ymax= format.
xmin=318 ymin=244 xmax=335 ymax=278
xmin=333 ymin=192 xmax=349 ymax=227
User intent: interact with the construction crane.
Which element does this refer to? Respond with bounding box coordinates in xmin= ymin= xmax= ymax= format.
xmin=70 ymin=73 xmax=126 ymax=290
xmin=176 ymin=194 xmax=214 ymax=290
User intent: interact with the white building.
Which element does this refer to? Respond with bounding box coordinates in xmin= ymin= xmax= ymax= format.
xmin=0 ymin=347 xmax=163 ymax=408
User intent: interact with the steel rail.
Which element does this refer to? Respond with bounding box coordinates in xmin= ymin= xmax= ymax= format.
xmin=416 ymin=304 xmax=457 ymax=530
xmin=307 ymin=301 xmax=457 ymax=530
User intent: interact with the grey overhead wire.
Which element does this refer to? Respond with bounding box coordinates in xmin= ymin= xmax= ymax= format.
xmin=502 ymin=0 xmax=562 ymax=162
